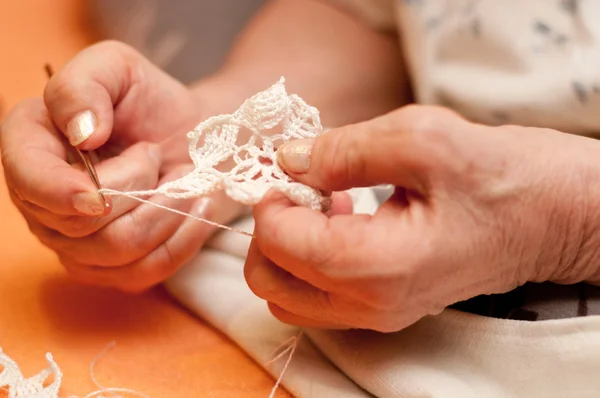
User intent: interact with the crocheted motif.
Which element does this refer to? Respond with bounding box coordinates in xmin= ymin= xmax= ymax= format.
xmin=0 ymin=349 xmax=61 ymax=398
xmin=101 ymin=78 xmax=329 ymax=212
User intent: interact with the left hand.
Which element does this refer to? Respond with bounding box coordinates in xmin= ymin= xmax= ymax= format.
xmin=244 ymin=105 xmax=600 ymax=332
xmin=0 ymin=41 xmax=245 ymax=292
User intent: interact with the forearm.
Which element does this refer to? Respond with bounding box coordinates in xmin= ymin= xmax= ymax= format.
xmin=191 ymin=0 xmax=409 ymax=127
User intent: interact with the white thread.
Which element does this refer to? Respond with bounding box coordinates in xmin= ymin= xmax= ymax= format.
xmin=82 ymin=388 xmax=149 ymax=398
xmin=0 ymin=333 xmax=301 ymax=398
xmin=0 ymin=348 xmax=62 ymax=398
xmin=266 ymin=331 xmax=303 ymax=398
xmin=99 ymin=78 xmax=328 ymax=223
xmin=98 ymin=189 xmax=254 ymax=237
xmin=89 ymin=341 xmax=115 ymax=393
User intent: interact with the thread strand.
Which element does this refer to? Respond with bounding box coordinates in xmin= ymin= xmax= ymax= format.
xmin=99 ymin=189 xmax=254 ymax=237
xmin=267 ymin=331 xmax=303 ymax=398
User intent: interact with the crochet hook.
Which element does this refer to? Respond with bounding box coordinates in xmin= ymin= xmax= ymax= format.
xmin=44 ymin=64 xmax=109 ymax=210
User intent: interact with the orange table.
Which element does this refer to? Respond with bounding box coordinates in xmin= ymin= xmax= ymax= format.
xmin=0 ymin=1 xmax=289 ymax=396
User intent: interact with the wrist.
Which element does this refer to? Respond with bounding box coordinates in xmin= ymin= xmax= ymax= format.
xmin=528 ymin=130 xmax=600 ymax=285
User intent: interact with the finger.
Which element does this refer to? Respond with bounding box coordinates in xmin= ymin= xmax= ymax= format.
xmin=267 ymin=303 xmax=349 ymax=330
xmin=1 ymin=98 xmax=105 ymax=216
xmin=43 ymin=41 xmax=139 ymax=148
xmin=245 ymin=239 xmax=367 ymax=327
xmin=327 ymin=191 xmax=353 ymax=216
xmin=277 ymin=105 xmax=466 ymax=192
xmin=59 ymin=191 xmax=245 ymax=291
xmin=253 ymin=192 xmax=376 ymax=284
xmin=43 ymin=41 xmax=195 ymax=151
xmin=11 ymin=140 xmax=164 ymax=238
xmin=37 ymin=165 xmax=205 ymax=266
xmin=254 ymin=192 xmax=427 ymax=315
xmin=245 ymin=238 xmax=337 ymax=320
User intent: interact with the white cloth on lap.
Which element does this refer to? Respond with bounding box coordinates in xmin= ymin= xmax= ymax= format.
xmin=165 ymin=187 xmax=600 ymax=398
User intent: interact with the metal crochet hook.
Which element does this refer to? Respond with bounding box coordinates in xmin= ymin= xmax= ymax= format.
xmin=44 ymin=64 xmax=109 ymax=209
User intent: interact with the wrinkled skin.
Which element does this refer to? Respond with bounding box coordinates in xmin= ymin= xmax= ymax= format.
xmin=245 ymin=106 xmax=600 ymax=332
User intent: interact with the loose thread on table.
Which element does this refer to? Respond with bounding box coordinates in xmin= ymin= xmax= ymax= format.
xmin=84 ymin=334 xmax=299 ymax=398
xmin=99 ymin=189 xmax=254 ymax=238
xmin=63 ymin=341 xmax=149 ymax=398
xmin=0 ymin=336 xmax=299 ymax=398
xmin=88 ymin=340 xmax=116 ymax=397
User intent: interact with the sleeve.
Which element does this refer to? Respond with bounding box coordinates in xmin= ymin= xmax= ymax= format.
xmin=326 ymin=0 xmax=398 ymax=31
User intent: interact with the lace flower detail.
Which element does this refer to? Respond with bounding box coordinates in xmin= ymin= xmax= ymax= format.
xmin=103 ymin=78 xmax=329 ymax=211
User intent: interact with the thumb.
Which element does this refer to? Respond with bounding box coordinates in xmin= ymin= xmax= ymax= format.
xmin=43 ymin=41 xmax=157 ymax=150
xmin=277 ymin=107 xmax=444 ymax=192
xmin=43 ymin=41 xmax=135 ymax=149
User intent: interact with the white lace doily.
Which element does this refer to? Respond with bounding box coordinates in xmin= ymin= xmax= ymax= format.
xmin=101 ymin=77 xmax=329 ymax=212
xmin=0 ymin=348 xmax=61 ymax=398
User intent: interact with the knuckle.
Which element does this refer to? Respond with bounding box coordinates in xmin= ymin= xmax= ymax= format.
xmin=319 ymin=130 xmax=367 ymax=188
xmin=309 ymin=244 xmax=340 ymax=276
xmin=150 ymin=243 xmax=180 ymax=277
xmin=89 ymin=40 xmax=138 ymax=60
xmin=58 ymin=216 xmax=100 ymax=238
xmin=44 ymin=40 xmax=139 ymax=107
xmin=304 ymin=222 xmax=359 ymax=278
xmin=43 ymin=73 xmax=75 ymax=108
xmin=27 ymin=220 xmax=57 ymax=249
xmin=393 ymin=105 xmax=460 ymax=150
xmin=102 ymin=213 xmax=148 ymax=261
xmin=7 ymin=182 xmax=26 ymax=203
xmin=0 ymin=98 xmax=44 ymax=153
xmin=395 ymin=104 xmax=460 ymax=134
xmin=298 ymin=231 xmax=340 ymax=276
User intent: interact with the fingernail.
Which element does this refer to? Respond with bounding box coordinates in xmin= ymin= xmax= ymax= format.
xmin=73 ymin=191 xmax=105 ymax=216
xmin=66 ymin=110 xmax=97 ymax=146
xmin=278 ymin=139 xmax=314 ymax=173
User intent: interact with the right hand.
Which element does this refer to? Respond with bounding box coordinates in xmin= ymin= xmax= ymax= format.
xmin=246 ymin=105 xmax=597 ymax=332
xmin=0 ymin=41 xmax=245 ymax=292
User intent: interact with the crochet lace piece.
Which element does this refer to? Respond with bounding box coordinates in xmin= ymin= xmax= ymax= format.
xmin=0 ymin=349 xmax=61 ymax=398
xmin=101 ymin=77 xmax=329 ymax=212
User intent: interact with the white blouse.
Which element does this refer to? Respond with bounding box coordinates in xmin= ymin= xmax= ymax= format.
xmin=332 ymin=0 xmax=600 ymax=137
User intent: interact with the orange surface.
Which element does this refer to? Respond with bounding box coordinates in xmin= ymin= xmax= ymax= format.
xmin=0 ymin=1 xmax=289 ymax=396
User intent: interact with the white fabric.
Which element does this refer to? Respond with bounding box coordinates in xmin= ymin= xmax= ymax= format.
xmin=164 ymin=187 xmax=379 ymax=398
xmin=166 ymin=186 xmax=600 ymax=398
xmin=332 ymin=0 xmax=600 ymax=137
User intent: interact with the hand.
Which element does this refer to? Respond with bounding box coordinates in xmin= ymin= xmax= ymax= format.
xmin=244 ymin=105 xmax=599 ymax=332
xmin=1 ymin=41 xmax=245 ymax=292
